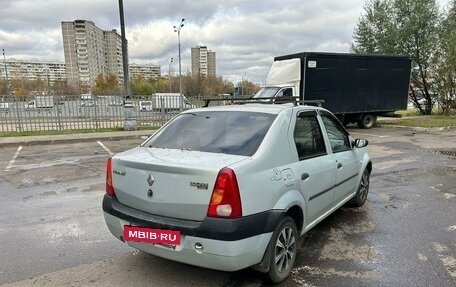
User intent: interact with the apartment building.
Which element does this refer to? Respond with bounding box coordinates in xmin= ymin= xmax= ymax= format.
xmin=191 ymin=45 xmax=216 ymax=77
xmin=61 ymin=20 xmax=124 ymax=90
xmin=129 ymin=63 xmax=161 ymax=79
xmin=0 ymin=58 xmax=66 ymax=85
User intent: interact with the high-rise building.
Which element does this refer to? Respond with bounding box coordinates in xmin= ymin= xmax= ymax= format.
xmin=105 ymin=30 xmax=124 ymax=81
xmin=191 ymin=45 xmax=216 ymax=77
xmin=61 ymin=20 xmax=124 ymax=90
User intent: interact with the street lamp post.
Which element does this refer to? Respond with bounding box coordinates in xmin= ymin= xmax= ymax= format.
xmin=46 ymin=69 xmax=51 ymax=95
xmin=174 ymin=18 xmax=184 ymax=109
xmin=2 ymin=49 xmax=9 ymax=96
xmin=168 ymin=57 xmax=173 ymax=93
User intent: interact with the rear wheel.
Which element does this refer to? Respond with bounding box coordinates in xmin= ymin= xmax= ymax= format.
xmin=267 ymin=216 xmax=298 ymax=283
xmin=349 ymin=168 xmax=370 ymax=207
xmin=357 ymin=113 xmax=377 ymax=129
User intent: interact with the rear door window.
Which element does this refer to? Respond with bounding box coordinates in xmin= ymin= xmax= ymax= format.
xmin=146 ymin=111 xmax=276 ymax=156
xmin=294 ymin=111 xmax=327 ymax=160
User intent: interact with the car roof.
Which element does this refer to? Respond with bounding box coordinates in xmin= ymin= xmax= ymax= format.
xmin=187 ymin=103 xmax=324 ymax=115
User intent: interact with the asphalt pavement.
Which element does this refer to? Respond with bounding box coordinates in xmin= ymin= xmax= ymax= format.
xmin=0 ymin=125 xmax=455 ymax=287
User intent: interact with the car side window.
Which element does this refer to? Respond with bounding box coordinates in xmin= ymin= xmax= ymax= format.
xmin=293 ymin=113 xmax=326 ymax=160
xmin=321 ymin=114 xmax=351 ymax=153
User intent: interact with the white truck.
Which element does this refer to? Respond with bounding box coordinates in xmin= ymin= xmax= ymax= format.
xmin=151 ymin=93 xmax=194 ymax=112
xmin=25 ymin=96 xmax=54 ymax=109
xmin=254 ymin=52 xmax=412 ymax=128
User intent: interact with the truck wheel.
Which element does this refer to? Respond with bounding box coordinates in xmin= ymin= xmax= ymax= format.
xmin=357 ymin=114 xmax=376 ymax=129
xmin=267 ymin=216 xmax=297 ymax=283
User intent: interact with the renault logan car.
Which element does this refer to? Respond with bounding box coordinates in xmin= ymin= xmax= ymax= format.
xmin=103 ymin=103 xmax=372 ymax=283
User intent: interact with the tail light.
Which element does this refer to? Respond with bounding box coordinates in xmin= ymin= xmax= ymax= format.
xmin=207 ymin=168 xmax=242 ymax=218
xmin=106 ymin=157 xmax=116 ymax=197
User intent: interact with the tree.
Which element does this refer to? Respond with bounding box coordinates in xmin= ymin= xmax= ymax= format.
xmin=351 ymin=0 xmax=397 ymax=54
xmin=93 ymin=74 xmax=108 ymax=95
xmin=131 ymin=75 xmax=155 ymax=96
xmin=14 ymin=86 xmax=27 ymax=98
xmin=93 ymin=73 xmax=120 ymax=95
xmin=0 ymin=80 xmax=6 ymax=95
xmin=237 ymin=80 xmax=260 ymax=96
xmin=433 ymin=0 xmax=456 ymax=114
xmin=352 ymin=0 xmax=441 ymax=114
xmin=106 ymin=74 xmax=120 ymax=95
xmin=395 ymin=0 xmax=440 ymax=114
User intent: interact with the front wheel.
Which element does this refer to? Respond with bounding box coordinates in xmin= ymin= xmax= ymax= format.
xmin=349 ymin=168 xmax=370 ymax=207
xmin=267 ymin=216 xmax=298 ymax=283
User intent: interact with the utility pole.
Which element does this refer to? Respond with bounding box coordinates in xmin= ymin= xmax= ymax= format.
xmin=174 ymin=18 xmax=184 ymax=109
xmin=118 ymin=0 xmax=130 ymax=100
xmin=118 ymin=0 xmax=137 ymax=130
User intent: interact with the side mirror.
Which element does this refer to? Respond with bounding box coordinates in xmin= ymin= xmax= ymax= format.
xmin=354 ymin=139 xmax=369 ymax=148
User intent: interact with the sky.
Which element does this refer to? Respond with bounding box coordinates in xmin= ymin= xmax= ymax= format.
xmin=0 ymin=0 xmax=450 ymax=84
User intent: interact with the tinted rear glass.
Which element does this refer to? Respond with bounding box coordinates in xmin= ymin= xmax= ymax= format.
xmin=146 ymin=111 xmax=276 ymax=156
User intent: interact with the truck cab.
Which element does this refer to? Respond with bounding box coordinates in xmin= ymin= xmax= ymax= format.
xmin=254 ymin=86 xmax=295 ymax=99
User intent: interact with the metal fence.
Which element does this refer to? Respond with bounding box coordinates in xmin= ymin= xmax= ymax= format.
xmin=0 ymin=95 xmax=206 ymax=133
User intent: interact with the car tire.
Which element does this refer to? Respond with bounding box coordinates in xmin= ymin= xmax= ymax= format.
xmin=349 ymin=168 xmax=370 ymax=207
xmin=357 ymin=113 xmax=376 ymax=129
xmin=267 ymin=216 xmax=298 ymax=284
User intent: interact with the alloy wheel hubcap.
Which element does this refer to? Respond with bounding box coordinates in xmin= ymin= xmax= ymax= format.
xmin=274 ymin=226 xmax=296 ymax=272
xmin=359 ymin=172 xmax=369 ymax=200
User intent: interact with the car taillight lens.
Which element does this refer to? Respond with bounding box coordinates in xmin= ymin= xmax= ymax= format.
xmin=207 ymin=168 xmax=242 ymax=218
xmin=106 ymin=157 xmax=116 ymax=197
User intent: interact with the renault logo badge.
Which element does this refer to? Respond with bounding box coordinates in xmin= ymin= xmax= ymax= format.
xmin=147 ymin=174 xmax=155 ymax=186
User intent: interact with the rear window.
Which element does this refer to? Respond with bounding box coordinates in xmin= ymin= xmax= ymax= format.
xmin=145 ymin=111 xmax=276 ymax=156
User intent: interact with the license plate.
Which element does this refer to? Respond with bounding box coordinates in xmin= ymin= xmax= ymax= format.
xmin=123 ymin=225 xmax=180 ymax=245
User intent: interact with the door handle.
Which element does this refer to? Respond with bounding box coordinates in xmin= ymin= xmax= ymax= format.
xmin=337 ymin=163 xmax=343 ymax=169
xmin=301 ymin=173 xmax=310 ymax=181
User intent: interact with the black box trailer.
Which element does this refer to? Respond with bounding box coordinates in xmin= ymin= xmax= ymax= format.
xmin=254 ymin=52 xmax=411 ymax=128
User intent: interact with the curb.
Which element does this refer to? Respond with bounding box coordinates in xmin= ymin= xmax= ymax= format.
xmin=377 ymin=124 xmax=456 ymax=132
xmin=0 ymin=130 xmax=155 ymax=148
xmin=1 ymin=125 xmax=454 ymax=147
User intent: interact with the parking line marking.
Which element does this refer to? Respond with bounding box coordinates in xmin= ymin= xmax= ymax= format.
xmin=351 ymin=132 xmax=388 ymax=138
xmin=5 ymin=146 xmax=23 ymax=171
xmin=97 ymin=141 xmax=114 ymax=156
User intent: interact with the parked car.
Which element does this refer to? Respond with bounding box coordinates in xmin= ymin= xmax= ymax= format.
xmin=139 ymin=100 xmax=153 ymax=111
xmin=0 ymin=102 xmax=10 ymax=111
xmin=102 ymin=103 xmax=372 ymax=283
xmin=109 ymin=99 xmax=124 ymax=106
xmin=80 ymin=100 xmax=96 ymax=107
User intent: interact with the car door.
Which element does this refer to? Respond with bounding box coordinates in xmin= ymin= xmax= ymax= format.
xmin=291 ymin=110 xmax=336 ymax=225
xmin=319 ymin=111 xmax=360 ymax=205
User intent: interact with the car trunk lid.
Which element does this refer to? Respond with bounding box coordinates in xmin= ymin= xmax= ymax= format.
xmin=111 ymin=147 xmax=248 ymax=221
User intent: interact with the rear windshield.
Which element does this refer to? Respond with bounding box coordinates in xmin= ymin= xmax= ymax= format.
xmin=145 ymin=111 xmax=276 ymax=156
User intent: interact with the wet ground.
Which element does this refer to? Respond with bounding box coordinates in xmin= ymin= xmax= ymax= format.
xmin=0 ymin=127 xmax=455 ymax=286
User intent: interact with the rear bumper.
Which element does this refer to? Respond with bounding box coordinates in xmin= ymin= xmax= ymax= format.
xmin=104 ymin=212 xmax=272 ymax=271
xmin=102 ymin=195 xmax=284 ymax=241
xmin=102 ymin=195 xmax=285 ymax=271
